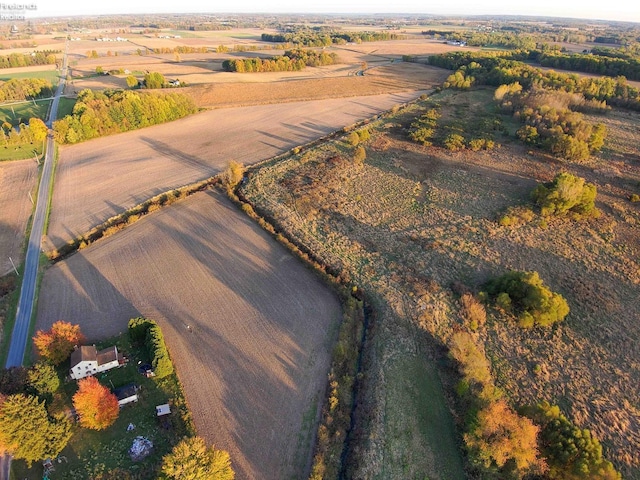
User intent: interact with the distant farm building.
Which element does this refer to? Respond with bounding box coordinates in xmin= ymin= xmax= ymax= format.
xmin=69 ymin=345 xmax=122 ymax=380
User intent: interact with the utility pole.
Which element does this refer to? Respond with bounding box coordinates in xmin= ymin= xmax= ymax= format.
xmin=8 ymin=257 xmax=19 ymax=276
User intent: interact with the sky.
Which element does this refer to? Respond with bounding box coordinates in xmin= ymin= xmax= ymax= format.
xmin=15 ymin=0 xmax=640 ymax=24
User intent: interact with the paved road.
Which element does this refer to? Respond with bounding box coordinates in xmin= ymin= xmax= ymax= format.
xmin=5 ymin=43 xmax=67 ymax=368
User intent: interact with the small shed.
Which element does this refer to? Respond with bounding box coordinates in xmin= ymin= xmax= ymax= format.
xmin=113 ymin=383 xmax=139 ymax=407
xmin=156 ymin=404 xmax=171 ymax=416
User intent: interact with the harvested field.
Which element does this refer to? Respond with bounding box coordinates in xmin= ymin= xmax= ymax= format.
xmin=36 ymin=189 xmax=342 ymax=480
xmin=241 ymin=90 xmax=640 ymax=477
xmin=0 ymin=159 xmax=37 ymax=275
xmin=46 ymin=91 xmax=423 ymax=249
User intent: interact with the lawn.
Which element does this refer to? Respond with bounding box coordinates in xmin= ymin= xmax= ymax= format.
xmin=0 ymin=99 xmax=51 ymax=125
xmin=0 ymin=142 xmax=43 ymax=162
xmin=0 ymin=69 xmax=60 ymax=85
xmin=57 ymin=97 xmax=77 ymax=119
xmin=12 ymin=333 xmax=193 ymax=480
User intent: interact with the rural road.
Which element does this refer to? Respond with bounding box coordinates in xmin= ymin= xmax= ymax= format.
xmin=5 ymin=43 xmax=67 ymax=368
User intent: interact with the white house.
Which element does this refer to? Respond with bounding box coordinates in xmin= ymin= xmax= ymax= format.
xmin=69 ymin=345 xmax=121 ymax=380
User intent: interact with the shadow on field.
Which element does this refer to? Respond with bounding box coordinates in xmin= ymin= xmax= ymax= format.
xmin=140 ymin=136 xmax=213 ymax=177
xmin=37 ymin=249 xmax=140 ymax=341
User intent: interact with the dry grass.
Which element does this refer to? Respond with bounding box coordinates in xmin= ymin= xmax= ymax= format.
xmin=36 ymin=189 xmax=342 ymax=479
xmin=0 ymin=159 xmax=37 ymax=275
xmin=241 ymin=89 xmax=640 ymax=477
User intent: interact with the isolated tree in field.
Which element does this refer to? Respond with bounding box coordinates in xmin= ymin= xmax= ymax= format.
xmin=33 ymin=320 xmax=85 ymax=365
xmin=144 ymin=71 xmax=166 ymax=89
xmin=464 ymin=398 xmax=542 ymax=477
xmin=126 ymin=75 xmax=138 ymax=88
xmin=0 ymin=393 xmax=72 ymax=465
xmin=73 ymin=376 xmax=119 ymax=430
xmin=532 ymin=172 xmax=597 ymax=218
xmin=485 ymin=270 xmax=570 ymax=328
xmin=161 ymin=436 xmax=234 ymax=480
xmin=27 ymin=361 xmax=60 ymax=396
xmin=95 ymin=66 xmax=104 ymax=74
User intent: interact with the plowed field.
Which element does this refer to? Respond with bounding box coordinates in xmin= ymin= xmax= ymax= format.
xmin=36 ymin=189 xmax=342 ymax=479
xmin=0 ymin=159 xmax=37 ymax=275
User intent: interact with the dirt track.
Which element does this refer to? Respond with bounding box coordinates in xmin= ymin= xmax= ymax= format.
xmin=0 ymin=159 xmax=37 ymax=275
xmin=36 ymin=189 xmax=342 ymax=479
xmin=46 ymin=91 xmax=423 ymax=249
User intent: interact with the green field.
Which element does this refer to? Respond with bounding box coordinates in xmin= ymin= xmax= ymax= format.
xmin=0 ymin=99 xmax=51 ymax=126
xmin=57 ymin=97 xmax=76 ymax=119
xmin=0 ymin=142 xmax=43 ymax=162
xmin=0 ymin=69 xmax=60 ymax=85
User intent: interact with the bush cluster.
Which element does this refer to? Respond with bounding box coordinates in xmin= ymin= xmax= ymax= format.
xmin=485 ymin=270 xmax=570 ymax=327
xmin=532 ymin=172 xmax=598 ymax=218
xmin=222 ymin=49 xmax=338 ymax=73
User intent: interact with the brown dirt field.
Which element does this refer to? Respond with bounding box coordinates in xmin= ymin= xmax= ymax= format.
xmin=36 ymin=189 xmax=342 ymax=480
xmin=0 ymin=159 xmax=37 ymax=275
xmin=46 ymin=91 xmax=423 ymax=250
xmin=241 ymin=91 xmax=640 ymax=477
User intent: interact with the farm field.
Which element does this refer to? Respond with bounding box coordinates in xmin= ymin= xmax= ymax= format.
xmin=35 ymin=189 xmax=342 ymax=479
xmin=46 ymin=91 xmax=424 ymax=250
xmin=0 ymin=159 xmax=37 ymax=275
xmin=241 ymin=89 xmax=640 ymax=477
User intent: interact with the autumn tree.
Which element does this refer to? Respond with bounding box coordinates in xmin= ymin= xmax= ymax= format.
xmin=126 ymin=75 xmax=138 ymax=88
xmin=33 ymin=320 xmax=85 ymax=365
xmin=222 ymin=161 xmax=245 ymax=189
xmin=0 ymin=393 xmax=72 ymax=466
xmin=28 ymin=361 xmax=60 ymax=396
xmin=28 ymin=117 xmax=48 ymax=143
xmin=161 ymin=436 xmax=234 ymax=480
xmin=144 ymin=71 xmax=166 ymax=89
xmin=73 ymin=376 xmax=119 ymax=430
xmin=464 ymin=398 xmax=543 ymax=478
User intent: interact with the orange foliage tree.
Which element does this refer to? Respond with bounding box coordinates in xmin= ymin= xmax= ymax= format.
xmin=72 ymin=377 xmax=119 ymax=430
xmin=33 ymin=321 xmax=86 ymax=365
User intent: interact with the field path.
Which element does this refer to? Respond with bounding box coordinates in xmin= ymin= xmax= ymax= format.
xmin=46 ymin=91 xmax=421 ymax=249
xmin=36 ymin=190 xmax=342 ymax=479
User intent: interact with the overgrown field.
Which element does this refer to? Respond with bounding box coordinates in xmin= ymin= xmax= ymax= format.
xmin=36 ymin=189 xmax=342 ymax=479
xmin=241 ymin=88 xmax=640 ymax=477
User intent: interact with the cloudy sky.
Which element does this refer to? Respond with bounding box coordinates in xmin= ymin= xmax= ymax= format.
xmin=18 ymin=0 xmax=640 ymax=23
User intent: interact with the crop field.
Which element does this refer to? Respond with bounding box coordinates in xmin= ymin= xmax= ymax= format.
xmin=35 ymin=189 xmax=342 ymax=479
xmin=241 ymin=89 xmax=640 ymax=477
xmin=45 ymin=91 xmax=423 ymax=250
xmin=0 ymin=159 xmax=37 ymax=275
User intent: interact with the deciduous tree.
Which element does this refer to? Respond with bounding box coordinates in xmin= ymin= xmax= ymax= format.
xmin=0 ymin=393 xmax=71 ymax=465
xmin=33 ymin=320 xmax=85 ymax=365
xmin=28 ymin=361 xmax=60 ymax=396
xmin=73 ymin=376 xmax=119 ymax=430
xmin=161 ymin=436 xmax=234 ymax=480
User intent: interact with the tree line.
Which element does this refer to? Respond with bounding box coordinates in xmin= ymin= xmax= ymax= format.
xmin=537 ymin=51 xmax=640 ymax=81
xmin=429 ymin=50 xmax=640 ymax=110
xmin=222 ymin=49 xmax=338 ymax=73
xmin=0 ymin=51 xmax=57 ymax=69
xmin=1 ymin=117 xmax=48 ymax=146
xmin=0 ymin=77 xmax=53 ymax=103
xmin=53 ymin=88 xmax=197 ymax=144
xmin=261 ymin=28 xmax=403 ymax=47
xmin=151 ymin=46 xmax=209 ymax=54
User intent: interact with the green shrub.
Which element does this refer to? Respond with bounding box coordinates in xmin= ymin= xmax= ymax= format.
xmin=486 ymin=271 xmax=569 ymax=327
xmin=347 ymin=131 xmax=360 ymax=146
xmin=146 ymin=324 xmax=174 ymax=379
xmin=532 ymin=172 xmax=597 ymax=218
xmin=353 ymin=146 xmax=366 ymax=166
xmin=444 ymin=133 xmax=466 ymax=151
xmin=128 ymin=317 xmax=154 ymax=344
xmin=630 ymin=193 xmax=640 ymax=203
xmin=527 ymin=402 xmax=621 ymax=480
xmin=357 ymin=128 xmax=370 ymax=142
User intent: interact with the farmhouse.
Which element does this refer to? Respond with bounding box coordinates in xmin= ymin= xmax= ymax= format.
xmin=69 ymin=345 xmax=121 ymax=380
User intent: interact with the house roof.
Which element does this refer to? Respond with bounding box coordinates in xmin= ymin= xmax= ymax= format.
xmin=113 ymin=383 xmax=138 ymax=401
xmin=70 ymin=345 xmax=118 ymax=368
xmin=70 ymin=345 xmax=97 ymax=368
xmin=96 ymin=345 xmax=118 ymax=366
xmin=156 ymin=404 xmax=171 ymax=416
